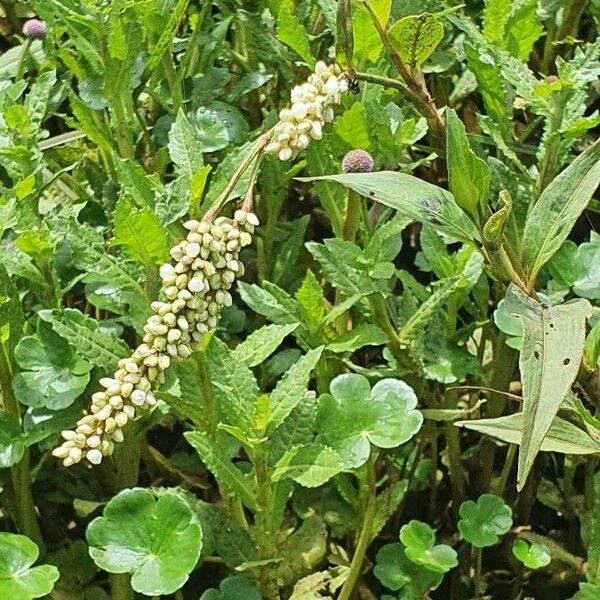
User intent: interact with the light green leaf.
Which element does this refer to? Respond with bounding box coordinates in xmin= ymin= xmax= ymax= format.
xmin=38 ymin=308 xmax=129 ymax=370
xmin=334 ymin=103 xmax=370 ymax=150
xmin=272 ymin=443 xmax=344 ymax=487
xmin=351 ymin=0 xmax=391 ymax=64
xmin=231 ymin=323 xmax=299 ymax=367
xmin=112 ymin=197 xmax=169 ymax=266
xmin=456 ymin=412 xmax=600 ymax=455
xmin=295 ymin=269 xmax=325 ymax=334
xmin=327 ymin=323 xmax=388 ymax=353
xmin=199 ymin=575 xmax=262 ymax=600
xmin=0 ymin=533 xmax=59 ymax=599
xmin=0 ymin=411 xmax=26 ymax=468
xmin=388 ymin=13 xmax=444 ymax=68
xmin=523 ymin=138 xmax=600 ymax=283
xmin=87 ymin=488 xmax=202 ymax=596
xmin=483 ymin=0 xmax=511 ymax=45
xmin=267 ymin=347 xmax=324 ymax=433
xmin=185 ymin=431 xmax=258 ymax=511
xmin=400 ymin=520 xmax=458 ymax=574
xmin=300 ymin=172 xmax=480 ymax=243
xmin=446 ymin=109 xmax=490 ymax=219
xmin=505 ymin=0 xmax=543 ymax=60
xmin=277 ymin=0 xmax=315 ymax=66
xmin=512 ymin=539 xmax=551 ymax=570
xmin=168 ymin=109 xmax=205 ymax=181
xmin=115 ymin=159 xmax=160 ymax=208
xmin=507 ymin=285 xmax=592 ymax=489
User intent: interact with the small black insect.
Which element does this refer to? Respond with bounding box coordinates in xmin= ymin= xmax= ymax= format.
xmin=344 ymin=75 xmax=360 ymax=94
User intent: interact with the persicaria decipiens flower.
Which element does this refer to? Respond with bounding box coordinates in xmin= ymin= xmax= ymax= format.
xmin=22 ymin=18 xmax=47 ymax=39
xmin=265 ymin=61 xmax=349 ymax=161
xmin=52 ymin=210 xmax=258 ymax=467
xmin=342 ymin=149 xmax=374 ymax=173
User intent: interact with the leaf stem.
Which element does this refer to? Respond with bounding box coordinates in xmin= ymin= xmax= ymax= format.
xmin=0 ymin=339 xmax=45 ymax=552
xmin=16 ymin=38 xmax=32 ymax=81
xmin=338 ymin=452 xmax=377 ymax=600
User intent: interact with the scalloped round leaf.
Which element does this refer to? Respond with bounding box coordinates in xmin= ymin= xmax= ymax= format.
xmin=399 ymin=520 xmax=458 ymax=574
xmin=86 ymin=488 xmax=202 ymax=596
xmin=458 ymin=494 xmax=513 ymax=548
xmin=199 ymin=575 xmax=262 ymax=600
xmin=0 ymin=533 xmax=59 ymax=599
xmin=316 ymin=374 xmax=423 ymax=468
xmin=512 ymin=539 xmax=551 ymax=570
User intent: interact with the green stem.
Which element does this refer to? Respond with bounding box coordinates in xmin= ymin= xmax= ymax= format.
xmin=338 ymin=453 xmax=377 ymax=600
xmin=111 ymin=94 xmax=135 ymax=160
xmin=342 ymin=189 xmax=361 ymax=243
xmin=0 ymin=340 xmax=45 ymax=552
xmin=495 ymin=444 xmax=517 ymax=496
xmin=162 ymin=50 xmax=183 ymax=113
xmin=16 ymin=38 xmax=32 ymax=81
xmin=254 ymin=444 xmax=280 ymax=600
xmin=474 ymin=547 xmax=483 ymax=597
xmin=109 ymin=574 xmax=133 ymax=600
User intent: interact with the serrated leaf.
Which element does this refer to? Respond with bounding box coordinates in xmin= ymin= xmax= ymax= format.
xmin=301 ymin=172 xmax=480 ymax=243
xmin=277 ymin=0 xmax=315 ymax=66
xmin=168 ymin=109 xmax=205 ymax=180
xmin=523 ymin=139 xmax=600 ymax=284
xmin=388 ymin=13 xmax=444 ymax=68
xmin=112 ymin=197 xmax=169 ymax=266
xmin=483 ymin=0 xmax=511 ymax=45
xmin=38 ymin=308 xmax=129 ymax=370
xmin=272 ymin=443 xmax=344 ymax=487
xmin=231 ymin=323 xmax=299 ymax=367
xmin=267 ymin=347 xmax=323 ymax=433
xmin=327 ymin=323 xmax=387 ymax=353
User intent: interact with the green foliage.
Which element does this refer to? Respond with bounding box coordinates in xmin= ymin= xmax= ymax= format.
xmin=512 ymin=539 xmax=551 ymax=569
xmin=458 ymin=494 xmax=513 ymax=547
xmin=399 ymin=520 xmax=458 ymax=573
xmin=0 ymin=533 xmax=59 ymax=599
xmin=87 ymin=488 xmax=203 ymax=595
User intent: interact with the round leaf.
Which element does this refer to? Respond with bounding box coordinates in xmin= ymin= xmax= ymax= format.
xmin=374 ymin=543 xmax=443 ymax=597
xmin=512 ymin=539 xmax=551 ymax=570
xmin=86 ymin=488 xmax=202 ymax=596
xmin=199 ymin=575 xmax=262 ymax=600
xmin=399 ymin=520 xmax=458 ymax=574
xmin=458 ymin=494 xmax=513 ymax=548
xmin=0 ymin=533 xmax=59 ymax=599
xmin=316 ymin=374 xmax=423 ymax=468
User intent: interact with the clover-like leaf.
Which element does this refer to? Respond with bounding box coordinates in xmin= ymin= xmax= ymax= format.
xmin=0 ymin=533 xmax=59 ymax=599
xmin=86 ymin=488 xmax=202 ymax=596
xmin=458 ymin=494 xmax=513 ymax=548
xmin=12 ymin=321 xmax=92 ymax=410
xmin=374 ymin=543 xmax=443 ymax=598
xmin=512 ymin=539 xmax=551 ymax=570
xmin=316 ymin=374 xmax=423 ymax=468
xmin=199 ymin=575 xmax=262 ymax=600
xmin=0 ymin=410 xmax=26 ymax=467
xmin=399 ymin=520 xmax=458 ymax=574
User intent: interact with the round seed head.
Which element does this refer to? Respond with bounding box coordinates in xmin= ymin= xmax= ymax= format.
xmin=22 ymin=18 xmax=47 ymax=39
xmin=342 ymin=149 xmax=374 ymax=173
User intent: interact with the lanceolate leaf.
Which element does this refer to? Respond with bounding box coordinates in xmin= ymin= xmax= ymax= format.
xmin=446 ymin=109 xmax=490 ymax=220
xmin=301 ymin=172 xmax=480 ymax=243
xmin=231 ymin=323 xmax=299 ymax=367
xmin=523 ymin=139 xmax=600 ymax=284
xmin=507 ymin=285 xmax=592 ymax=489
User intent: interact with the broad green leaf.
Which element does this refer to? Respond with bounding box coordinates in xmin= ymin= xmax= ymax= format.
xmin=277 ymin=0 xmax=315 ymax=66
xmin=272 ymin=443 xmax=344 ymax=487
xmin=333 ymin=103 xmax=370 ymax=150
xmin=112 ymin=197 xmax=169 ymax=266
xmin=317 ymin=374 xmax=422 ymax=468
xmin=199 ymin=575 xmax=262 ymax=600
xmin=351 ymin=0 xmax=391 ymax=64
xmin=505 ymin=0 xmax=543 ymax=60
xmin=13 ymin=323 xmax=92 ymax=410
xmin=169 ymin=109 xmax=205 ymax=180
xmin=374 ymin=542 xmax=443 ymax=596
xmin=191 ymin=103 xmax=248 ymax=152
xmin=482 ymin=0 xmax=510 ymax=45
xmin=87 ymin=488 xmax=202 ymax=596
xmin=388 ymin=13 xmax=444 ymax=68
xmin=507 ymin=285 xmax=592 ymax=489
xmin=238 ymin=281 xmax=300 ymax=325
xmin=458 ymin=494 xmax=513 ymax=548
xmin=523 ymin=139 xmax=600 ymax=283
xmin=267 ymin=347 xmax=323 ymax=433
xmin=207 ymin=337 xmax=259 ymax=431
xmin=327 ymin=323 xmax=388 ymax=353
xmin=295 ymin=269 xmax=325 ymax=335
xmin=0 ymin=533 xmax=59 ymax=599
xmin=38 ymin=308 xmax=129 ymax=370
xmin=301 ymin=172 xmax=480 ymax=243
xmin=446 ymin=109 xmax=490 ymax=220
xmin=185 ymin=431 xmax=258 ymax=511
xmin=512 ymin=539 xmax=551 ymax=570
xmin=400 ymin=520 xmax=458 ymax=574
xmin=0 ymin=411 xmax=26 ymax=468
xmin=115 ymin=159 xmax=160 ymax=208
xmin=456 ymin=412 xmax=600 ymax=455
xmin=231 ymin=323 xmax=299 ymax=367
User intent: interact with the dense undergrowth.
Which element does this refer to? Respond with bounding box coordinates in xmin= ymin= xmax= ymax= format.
xmin=0 ymin=0 xmax=600 ymax=599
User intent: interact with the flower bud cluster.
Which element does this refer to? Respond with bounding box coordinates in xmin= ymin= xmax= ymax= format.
xmin=52 ymin=210 xmax=258 ymax=467
xmin=265 ymin=62 xmax=348 ymax=161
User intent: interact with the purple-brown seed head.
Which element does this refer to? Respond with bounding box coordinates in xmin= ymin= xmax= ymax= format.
xmin=342 ymin=149 xmax=374 ymax=173
xmin=22 ymin=18 xmax=47 ymax=40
